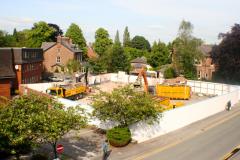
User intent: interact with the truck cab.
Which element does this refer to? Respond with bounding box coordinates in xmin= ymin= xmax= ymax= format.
xmin=46 ymin=87 xmax=65 ymax=97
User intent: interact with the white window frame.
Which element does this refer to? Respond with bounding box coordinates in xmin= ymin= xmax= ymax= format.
xmin=56 ymin=56 xmax=61 ymax=63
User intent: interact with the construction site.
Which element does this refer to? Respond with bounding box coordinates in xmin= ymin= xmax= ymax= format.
xmin=19 ymin=69 xmax=240 ymax=143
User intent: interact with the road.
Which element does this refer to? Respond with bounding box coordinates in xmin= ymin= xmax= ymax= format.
xmin=141 ymin=112 xmax=240 ymax=160
xmin=97 ymin=104 xmax=240 ymax=160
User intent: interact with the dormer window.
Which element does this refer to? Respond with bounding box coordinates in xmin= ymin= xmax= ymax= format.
xmin=56 ymin=56 xmax=61 ymax=63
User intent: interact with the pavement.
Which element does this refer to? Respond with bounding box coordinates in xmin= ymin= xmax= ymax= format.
xmin=93 ymin=102 xmax=240 ymax=160
xmin=37 ymin=128 xmax=106 ymax=160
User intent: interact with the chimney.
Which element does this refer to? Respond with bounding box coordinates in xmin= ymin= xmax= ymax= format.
xmin=57 ymin=35 xmax=62 ymax=43
xmin=69 ymin=38 xmax=73 ymax=45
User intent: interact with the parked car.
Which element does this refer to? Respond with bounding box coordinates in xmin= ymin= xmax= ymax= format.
xmin=64 ymin=76 xmax=73 ymax=83
xmin=48 ymin=76 xmax=64 ymax=82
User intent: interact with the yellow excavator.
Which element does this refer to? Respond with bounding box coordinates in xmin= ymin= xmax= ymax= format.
xmin=134 ymin=67 xmax=149 ymax=93
xmin=133 ymin=67 xmax=185 ymax=110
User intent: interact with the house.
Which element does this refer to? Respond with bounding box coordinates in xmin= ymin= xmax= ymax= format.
xmin=0 ymin=49 xmax=15 ymax=98
xmin=13 ymin=48 xmax=43 ymax=89
xmin=87 ymin=45 xmax=98 ymax=59
xmin=196 ymin=45 xmax=215 ymax=80
xmin=41 ymin=36 xmax=83 ymax=75
xmin=130 ymin=57 xmax=157 ymax=77
xmin=130 ymin=57 xmax=148 ymax=75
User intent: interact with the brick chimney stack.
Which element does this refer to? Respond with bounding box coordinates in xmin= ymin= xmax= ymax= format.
xmin=57 ymin=35 xmax=62 ymax=43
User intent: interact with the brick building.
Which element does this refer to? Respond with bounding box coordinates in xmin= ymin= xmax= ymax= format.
xmin=13 ymin=48 xmax=43 ymax=89
xmin=0 ymin=48 xmax=43 ymax=98
xmin=41 ymin=36 xmax=83 ymax=75
xmin=0 ymin=49 xmax=15 ymax=98
xmin=196 ymin=45 xmax=215 ymax=80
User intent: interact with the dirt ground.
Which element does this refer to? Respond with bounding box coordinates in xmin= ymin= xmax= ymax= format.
xmin=77 ymin=81 xmax=213 ymax=107
xmin=77 ymin=82 xmax=127 ymax=105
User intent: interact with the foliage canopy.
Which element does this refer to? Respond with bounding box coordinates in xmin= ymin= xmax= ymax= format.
xmin=92 ymin=85 xmax=162 ymax=127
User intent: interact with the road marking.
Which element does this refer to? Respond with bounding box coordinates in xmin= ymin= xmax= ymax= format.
xmin=130 ymin=111 xmax=240 ymax=160
xmin=222 ymin=144 xmax=240 ymax=160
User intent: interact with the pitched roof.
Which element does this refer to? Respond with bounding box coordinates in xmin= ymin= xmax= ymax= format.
xmin=130 ymin=57 xmax=147 ymax=64
xmin=87 ymin=46 xmax=98 ymax=59
xmin=41 ymin=42 xmax=56 ymax=51
xmin=199 ymin=44 xmax=213 ymax=56
xmin=41 ymin=38 xmax=82 ymax=53
xmin=0 ymin=48 xmax=15 ymax=79
xmin=62 ymin=43 xmax=82 ymax=53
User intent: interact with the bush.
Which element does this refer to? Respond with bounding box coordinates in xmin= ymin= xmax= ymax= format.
xmin=164 ymin=67 xmax=176 ymax=79
xmin=107 ymin=127 xmax=131 ymax=147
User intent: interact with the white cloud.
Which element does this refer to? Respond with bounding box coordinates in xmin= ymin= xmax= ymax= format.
xmin=0 ymin=17 xmax=35 ymax=33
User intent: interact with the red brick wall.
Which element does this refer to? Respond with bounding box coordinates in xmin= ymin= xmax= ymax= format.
xmin=43 ymin=44 xmax=74 ymax=73
xmin=0 ymin=79 xmax=11 ymax=99
xmin=196 ymin=57 xmax=215 ymax=80
xmin=13 ymin=62 xmax=43 ymax=90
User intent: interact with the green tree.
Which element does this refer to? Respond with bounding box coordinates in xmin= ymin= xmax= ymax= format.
xmin=107 ymin=31 xmax=129 ymax=72
xmin=0 ymin=95 xmax=60 ymax=159
xmin=124 ymin=47 xmax=149 ymax=61
xmin=148 ymin=41 xmax=170 ymax=69
xmin=123 ymin=26 xmax=131 ymax=47
xmin=39 ymin=105 xmax=86 ymax=159
xmin=114 ymin=30 xmax=120 ymax=44
xmin=0 ymin=94 xmax=86 ymax=159
xmin=93 ymin=28 xmax=112 ymax=56
xmin=12 ymin=28 xmax=31 ymax=47
xmin=173 ymin=20 xmax=203 ymax=79
xmin=164 ymin=67 xmax=176 ymax=79
xmin=48 ymin=23 xmax=63 ymax=41
xmin=65 ymin=23 xmax=87 ymax=57
xmin=13 ymin=28 xmax=18 ymax=42
xmin=27 ymin=21 xmax=55 ymax=47
xmin=0 ymin=30 xmax=16 ymax=47
xmin=131 ymin=35 xmax=151 ymax=51
xmin=66 ymin=59 xmax=81 ymax=73
xmin=212 ymin=24 xmax=240 ymax=83
xmin=15 ymin=29 xmax=30 ymax=47
xmin=88 ymin=57 xmax=107 ymax=74
xmin=92 ymin=85 xmax=162 ymax=127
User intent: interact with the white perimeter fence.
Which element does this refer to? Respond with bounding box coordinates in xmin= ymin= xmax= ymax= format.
xmin=89 ymin=73 xmax=240 ymax=143
xmin=23 ymin=73 xmax=240 ymax=143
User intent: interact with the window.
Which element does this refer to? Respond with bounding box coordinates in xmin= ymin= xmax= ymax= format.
xmin=198 ymin=71 xmax=201 ymax=78
xmin=56 ymin=56 xmax=61 ymax=63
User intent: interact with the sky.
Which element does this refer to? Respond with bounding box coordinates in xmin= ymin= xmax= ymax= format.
xmin=0 ymin=0 xmax=240 ymax=44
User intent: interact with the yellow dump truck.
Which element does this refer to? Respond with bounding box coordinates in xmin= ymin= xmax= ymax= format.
xmin=46 ymin=83 xmax=87 ymax=100
xmin=156 ymin=84 xmax=191 ymax=100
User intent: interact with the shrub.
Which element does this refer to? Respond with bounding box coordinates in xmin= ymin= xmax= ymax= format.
xmin=107 ymin=127 xmax=131 ymax=147
xmin=164 ymin=67 xmax=176 ymax=79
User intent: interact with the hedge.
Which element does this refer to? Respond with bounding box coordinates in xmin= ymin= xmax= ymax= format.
xmin=107 ymin=127 xmax=131 ymax=147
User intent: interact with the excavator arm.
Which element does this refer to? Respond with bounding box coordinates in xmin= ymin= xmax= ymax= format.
xmin=139 ymin=67 xmax=148 ymax=93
